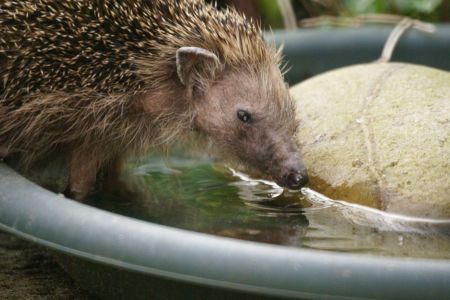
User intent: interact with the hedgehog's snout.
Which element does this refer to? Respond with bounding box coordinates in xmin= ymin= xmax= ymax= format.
xmin=276 ymin=160 xmax=309 ymax=190
xmin=281 ymin=168 xmax=309 ymax=190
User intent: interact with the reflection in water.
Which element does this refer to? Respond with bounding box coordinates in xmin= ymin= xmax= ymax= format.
xmin=301 ymin=188 xmax=450 ymax=234
xmin=21 ymin=152 xmax=450 ymax=259
xmin=298 ymin=188 xmax=450 ymax=257
xmin=229 ymin=166 xmax=450 ymax=258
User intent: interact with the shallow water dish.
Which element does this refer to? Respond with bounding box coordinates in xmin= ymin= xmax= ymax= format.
xmin=1 ymin=26 xmax=450 ymax=299
xmin=1 ymin=163 xmax=450 ymax=299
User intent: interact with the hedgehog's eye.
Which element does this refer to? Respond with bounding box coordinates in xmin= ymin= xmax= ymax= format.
xmin=237 ymin=110 xmax=251 ymax=123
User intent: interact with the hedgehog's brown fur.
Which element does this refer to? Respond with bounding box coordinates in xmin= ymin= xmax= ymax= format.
xmin=0 ymin=0 xmax=278 ymax=156
xmin=0 ymin=0 xmax=302 ymax=200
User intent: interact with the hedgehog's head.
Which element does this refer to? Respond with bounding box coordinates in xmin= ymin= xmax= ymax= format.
xmin=176 ymin=47 xmax=308 ymax=190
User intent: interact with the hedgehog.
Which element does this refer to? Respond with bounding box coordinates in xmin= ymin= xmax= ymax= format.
xmin=0 ymin=0 xmax=308 ymax=201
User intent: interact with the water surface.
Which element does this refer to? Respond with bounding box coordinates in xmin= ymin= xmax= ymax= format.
xmin=78 ymin=151 xmax=450 ymax=260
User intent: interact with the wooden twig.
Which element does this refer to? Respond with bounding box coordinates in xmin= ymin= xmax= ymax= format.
xmin=277 ymin=0 xmax=297 ymax=30
xmin=376 ymin=18 xmax=435 ymax=63
xmin=299 ymin=13 xmax=435 ymax=33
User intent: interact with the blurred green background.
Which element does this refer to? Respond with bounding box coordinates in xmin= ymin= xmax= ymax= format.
xmin=208 ymin=0 xmax=449 ymax=29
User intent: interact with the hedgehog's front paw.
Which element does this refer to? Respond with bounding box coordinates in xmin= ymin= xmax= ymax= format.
xmin=66 ymin=152 xmax=100 ymax=202
xmin=63 ymin=185 xmax=91 ymax=202
xmin=65 ymin=166 xmax=97 ymax=202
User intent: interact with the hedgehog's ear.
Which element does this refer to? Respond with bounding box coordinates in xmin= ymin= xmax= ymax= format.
xmin=176 ymin=47 xmax=220 ymax=95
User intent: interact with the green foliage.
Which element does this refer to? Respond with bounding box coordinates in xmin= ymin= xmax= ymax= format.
xmin=258 ymin=0 xmax=284 ymax=29
xmin=343 ymin=0 xmax=444 ymax=21
xmin=208 ymin=0 xmax=447 ymax=29
xmin=343 ymin=0 xmax=382 ymax=14
xmin=393 ymin=0 xmax=442 ymax=13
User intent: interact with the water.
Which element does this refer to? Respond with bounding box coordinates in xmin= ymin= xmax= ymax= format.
xmin=23 ymin=151 xmax=450 ymax=259
xmin=81 ymin=151 xmax=450 ymax=260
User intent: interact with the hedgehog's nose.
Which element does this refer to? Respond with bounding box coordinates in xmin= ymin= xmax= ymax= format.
xmin=284 ymin=169 xmax=309 ymax=190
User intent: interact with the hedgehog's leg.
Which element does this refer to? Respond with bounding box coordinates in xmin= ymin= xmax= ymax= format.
xmin=0 ymin=108 xmax=9 ymax=158
xmin=65 ymin=151 xmax=101 ymax=202
xmin=0 ymin=145 xmax=7 ymax=158
xmin=100 ymin=156 xmax=126 ymax=194
xmin=0 ymin=137 xmax=9 ymax=158
xmin=105 ymin=156 xmax=124 ymax=178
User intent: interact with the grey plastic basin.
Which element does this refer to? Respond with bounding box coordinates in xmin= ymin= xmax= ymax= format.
xmin=1 ymin=26 xmax=450 ymax=299
xmin=1 ymin=163 xmax=450 ymax=299
xmin=270 ymin=24 xmax=450 ymax=84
